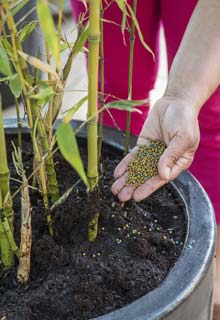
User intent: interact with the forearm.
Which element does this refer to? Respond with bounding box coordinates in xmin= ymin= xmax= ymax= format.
xmin=165 ymin=0 xmax=220 ymax=112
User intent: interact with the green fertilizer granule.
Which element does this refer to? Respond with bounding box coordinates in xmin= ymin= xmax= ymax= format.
xmin=126 ymin=140 xmax=166 ymax=189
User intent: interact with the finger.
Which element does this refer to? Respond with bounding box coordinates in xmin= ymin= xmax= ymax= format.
xmin=133 ymin=175 xmax=167 ymax=201
xmin=118 ymin=185 xmax=134 ymax=202
xmin=111 ymin=173 xmax=128 ymax=195
xmin=168 ymin=155 xmax=194 ymax=180
xmin=114 ymin=146 xmax=139 ymax=179
xmin=158 ymin=137 xmax=189 ymax=180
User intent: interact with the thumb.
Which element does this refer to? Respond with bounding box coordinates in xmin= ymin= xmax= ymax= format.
xmin=158 ymin=136 xmax=188 ymax=180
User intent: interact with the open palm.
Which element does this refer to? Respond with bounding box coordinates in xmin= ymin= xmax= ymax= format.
xmin=112 ymin=97 xmax=200 ymax=202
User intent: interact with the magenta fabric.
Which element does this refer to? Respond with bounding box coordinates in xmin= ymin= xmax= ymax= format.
xmin=70 ymin=0 xmax=220 ymax=224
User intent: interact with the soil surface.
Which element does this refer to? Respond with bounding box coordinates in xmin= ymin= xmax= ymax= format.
xmin=0 ymin=136 xmax=186 ymax=320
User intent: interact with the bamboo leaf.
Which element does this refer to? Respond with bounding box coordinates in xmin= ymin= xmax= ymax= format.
xmin=50 ymin=179 xmax=81 ymax=212
xmin=56 ymin=123 xmax=88 ymax=187
xmin=105 ymin=99 xmax=148 ymax=113
xmin=30 ymin=82 xmax=55 ymax=105
xmin=62 ymin=22 xmax=89 ymax=81
xmin=60 ymin=42 xmax=74 ymax=53
xmin=114 ymin=0 xmax=127 ymax=38
xmin=17 ymin=50 xmax=63 ymax=87
xmin=0 ymin=76 xmax=10 ymax=82
xmin=121 ymin=11 xmax=127 ymax=36
xmin=11 ymin=0 xmax=29 ymax=16
xmin=63 ymin=95 xmax=88 ymax=124
xmin=37 ymin=0 xmax=60 ymax=69
xmin=115 ymin=0 xmax=126 ymax=12
xmin=18 ymin=21 xmax=38 ymax=42
xmin=1 ymin=38 xmax=13 ymax=58
xmin=126 ymin=2 xmax=154 ymax=58
xmin=0 ymin=43 xmax=11 ymax=76
xmin=9 ymin=73 xmax=22 ymax=98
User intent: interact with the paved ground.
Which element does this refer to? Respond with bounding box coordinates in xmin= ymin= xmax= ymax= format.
xmin=3 ymin=13 xmax=168 ymax=121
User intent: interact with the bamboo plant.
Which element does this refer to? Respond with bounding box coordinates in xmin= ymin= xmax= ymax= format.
xmin=0 ymin=0 xmax=153 ymax=281
xmin=87 ymin=0 xmax=100 ymax=241
xmin=124 ymin=0 xmax=137 ymax=154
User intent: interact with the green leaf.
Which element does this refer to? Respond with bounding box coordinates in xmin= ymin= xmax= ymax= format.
xmin=9 ymin=73 xmax=22 ymax=98
xmin=63 ymin=95 xmax=88 ymax=124
xmin=105 ymin=99 xmax=148 ymax=113
xmin=115 ymin=0 xmax=126 ymax=12
xmin=17 ymin=50 xmax=62 ymax=87
xmin=126 ymin=3 xmax=154 ymax=58
xmin=1 ymin=38 xmax=13 ymax=58
xmin=63 ymin=22 xmax=89 ymax=81
xmin=0 ymin=76 xmax=10 ymax=83
xmin=60 ymin=42 xmax=75 ymax=53
xmin=37 ymin=0 xmax=60 ymax=69
xmin=0 ymin=44 xmax=11 ymax=76
xmin=30 ymin=82 xmax=55 ymax=105
xmin=18 ymin=21 xmax=38 ymax=43
xmin=56 ymin=123 xmax=88 ymax=187
xmin=11 ymin=0 xmax=29 ymax=16
xmin=114 ymin=0 xmax=127 ymax=37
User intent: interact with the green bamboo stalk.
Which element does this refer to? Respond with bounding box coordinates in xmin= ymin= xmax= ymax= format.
xmin=57 ymin=0 xmax=63 ymax=73
xmin=45 ymin=41 xmax=53 ymax=146
xmin=0 ymin=96 xmax=14 ymax=268
xmin=15 ymin=97 xmax=22 ymax=149
xmin=98 ymin=2 xmax=104 ymax=160
xmin=31 ymin=102 xmax=59 ymax=205
xmin=32 ymin=118 xmax=53 ymax=236
xmin=45 ymin=0 xmax=63 ymax=143
xmin=124 ymin=0 xmax=137 ymax=154
xmin=0 ymin=192 xmax=13 ymax=269
xmin=87 ymin=0 xmax=100 ymax=242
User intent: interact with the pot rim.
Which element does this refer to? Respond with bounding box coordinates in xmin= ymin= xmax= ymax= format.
xmin=3 ymin=118 xmax=216 ymax=320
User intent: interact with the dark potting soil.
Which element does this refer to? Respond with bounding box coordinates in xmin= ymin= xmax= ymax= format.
xmin=0 ymin=136 xmax=186 ymax=320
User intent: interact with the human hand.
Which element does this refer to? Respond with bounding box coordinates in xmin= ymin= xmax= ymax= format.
xmin=112 ymin=96 xmax=200 ymax=202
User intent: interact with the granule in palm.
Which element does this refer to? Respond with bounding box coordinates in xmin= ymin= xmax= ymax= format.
xmin=126 ymin=140 xmax=166 ymax=189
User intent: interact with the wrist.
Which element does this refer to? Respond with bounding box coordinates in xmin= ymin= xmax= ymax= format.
xmin=163 ymin=77 xmax=206 ymax=115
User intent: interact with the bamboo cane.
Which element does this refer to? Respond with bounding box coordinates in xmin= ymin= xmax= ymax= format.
xmin=0 ymin=95 xmax=14 ymax=268
xmin=15 ymin=97 xmax=22 ymax=149
xmin=12 ymin=145 xmax=32 ymax=284
xmin=124 ymin=0 xmax=137 ymax=154
xmin=87 ymin=0 xmax=100 ymax=242
xmin=98 ymin=1 xmax=104 ymax=160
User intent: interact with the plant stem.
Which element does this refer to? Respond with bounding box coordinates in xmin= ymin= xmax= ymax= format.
xmin=0 ymin=191 xmax=13 ymax=269
xmin=124 ymin=0 xmax=137 ymax=154
xmin=15 ymin=97 xmax=22 ymax=149
xmin=32 ymin=118 xmax=53 ymax=236
xmin=57 ymin=0 xmax=63 ymax=74
xmin=87 ymin=0 xmax=100 ymax=242
xmin=0 ymin=96 xmax=14 ymax=268
xmin=12 ymin=146 xmax=32 ymax=284
xmin=31 ymin=94 xmax=59 ymax=203
xmin=98 ymin=2 xmax=104 ymax=160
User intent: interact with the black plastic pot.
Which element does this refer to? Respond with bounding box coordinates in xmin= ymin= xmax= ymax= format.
xmin=1 ymin=0 xmax=40 ymax=108
xmin=3 ymin=118 xmax=217 ymax=320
